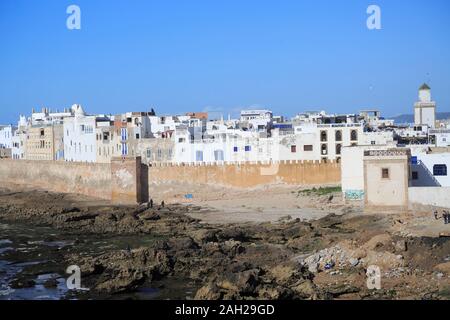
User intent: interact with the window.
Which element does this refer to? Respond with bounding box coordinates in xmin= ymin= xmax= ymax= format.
xmin=304 ymin=145 xmax=313 ymax=151
xmin=291 ymin=145 xmax=297 ymax=153
xmin=233 ymin=146 xmax=238 ymax=152
xmin=196 ymin=150 xmax=203 ymax=162
xmin=136 ymin=133 xmax=140 ymax=139
xmin=335 ymin=130 xmax=342 ymax=142
xmin=351 ymin=130 xmax=358 ymax=141
xmin=371 ymin=141 xmax=376 ymax=145
xmin=146 ymin=148 xmax=152 ymax=159
xmin=214 ymin=150 xmax=224 ymax=161
xmin=321 ymin=144 xmax=328 ymax=155
xmin=412 ymin=171 xmax=419 ymax=180
xmin=320 ymin=131 xmax=327 ymax=142
xmin=245 ymin=146 xmax=251 ymax=152
xmin=336 ymin=144 xmax=342 ymax=155
xmin=433 ymin=164 xmax=447 ymax=176
xmin=382 ymin=168 xmax=389 ymax=179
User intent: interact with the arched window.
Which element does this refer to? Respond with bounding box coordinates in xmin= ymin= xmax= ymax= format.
xmin=350 ymin=130 xmax=358 ymax=141
xmin=321 ymin=144 xmax=328 ymax=155
xmin=320 ymin=131 xmax=327 ymax=142
xmin=335 ymin=130 xmax=342 ymax=142
xmin=336 ymin=144 xmax=342 ymax=155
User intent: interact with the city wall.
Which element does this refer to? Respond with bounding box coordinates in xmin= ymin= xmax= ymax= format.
xmin=0 ymin=159 xmax=111 ymax=199
xmin=148 ymin=160 xmax=341 ymax=188
xmin=0 ymin=159 xmax=341 ymax=203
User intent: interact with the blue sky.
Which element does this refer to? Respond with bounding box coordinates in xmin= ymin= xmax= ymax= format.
xmin=0 ymin=0 xmax=449 ymax=123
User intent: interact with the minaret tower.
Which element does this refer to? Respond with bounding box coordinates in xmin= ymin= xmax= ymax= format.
xmin=414 ymin=83 xmax=436 ymax=128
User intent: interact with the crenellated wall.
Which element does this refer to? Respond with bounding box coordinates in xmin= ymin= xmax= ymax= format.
xmin=148 ymin=160 xmax=341 ymax=188
xmin=0 ymin=159 xmax=341 ymax=203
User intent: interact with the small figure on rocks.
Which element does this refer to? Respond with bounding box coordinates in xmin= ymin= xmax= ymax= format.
xmin=149 ymin=199 xmax=153 ymax=209
xmin=126 ymin=244 xmax=131 ymax=254
xmin=161 ymin=201 xmax=165 ymax=208
xmin=434 ymin=210 xmax=440 ymax=220
xmin=443 ymin=210 xmax=449 ymax=225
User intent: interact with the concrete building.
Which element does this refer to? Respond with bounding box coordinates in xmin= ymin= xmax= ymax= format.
xmin=0 ymin=125 xmax=15 ymax=149
xmin=429 ymin=128 xmax=450 ymax=147
xmin=240 ymin=109 xmax=273 ymax=132
xmin=63 ymin=105 xmax=98 ymax=163
xmin=30 ymin=107 xmax=72 ymax=126
xmin=11 ymin=116 xmax=28 ymax=160
xmin=414 ymin=83 xmax=436 ymax=128
xmin=410 ymin=148 xmax=450 ymax=187
xmin=25 ymin=124 xmax=64 ymax=161
xmin=363 ymin=148 xmax=411 ymax=210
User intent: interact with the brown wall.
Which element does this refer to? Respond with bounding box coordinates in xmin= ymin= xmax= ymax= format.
xmin=110 ymin=157 xmax=148 ymax=205
xmin=0 ymin=159 xmax=111 ymax=200
xmin=0 ymin=159 xmax=341 ymax=203
xmin=148 ymin=161 xmax=341 ymax=188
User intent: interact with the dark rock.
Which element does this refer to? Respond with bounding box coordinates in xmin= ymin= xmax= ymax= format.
xmin=43 ymin=278 xmax=59 ymax=288
xmin=10 ymin=278 xmax=36 ymax=289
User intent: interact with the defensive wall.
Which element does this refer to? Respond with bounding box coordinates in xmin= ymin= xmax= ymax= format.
xmin=0 ymin=157 xmax=148 ymax=204
xmin=0 ymin=159 xmax=341 ymax=203
xmin=148 ymin=160 xmax=341 ymax=188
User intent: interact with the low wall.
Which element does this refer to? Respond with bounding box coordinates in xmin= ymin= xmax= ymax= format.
xmin=148 ymin=161 xmax=341 ymax=188
xmin=408 ymin=187 xmax=450 ymax=208
xmin=0 ymin=159 xmax=112 ymax=200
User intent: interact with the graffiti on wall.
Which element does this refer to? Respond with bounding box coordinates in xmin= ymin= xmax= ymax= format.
xmin=344 ymin=190 xmax=365 ymax=200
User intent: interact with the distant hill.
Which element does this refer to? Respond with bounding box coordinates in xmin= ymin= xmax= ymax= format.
xmin=390 ymin=112 xmax=450 ymax=124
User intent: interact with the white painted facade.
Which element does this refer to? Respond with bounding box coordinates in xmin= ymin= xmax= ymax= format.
xmin=63 ymin=105 xmax=97 ymax=163
xmin=240 ymin=109 xmax=273 ymax=131
xmin=0 ymin=125 xmax=15 ymax=149
xmin=429 ymin=129 xmax=450 ymax=147
xmin=171 ymin=123 xmax=388 ymax=164
xmin=411 ymin=151 xmax=450 ymax=187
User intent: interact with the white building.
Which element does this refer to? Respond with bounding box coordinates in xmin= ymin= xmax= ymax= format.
xmin=31 ymin=107 xmax=72 ymax=126
xmin=63 ymin=105 xmax=98 ymax=163
xmin=414 ymin=83 xmax=436 ymax=128
xmin=240 ymin=109 xmax=273 ymax=131
xmin=429 ymin=128 xmax=450 ymax=147
xmin=0 ymin=125 xmax=15 ymax=149
xmin=410 ymin=148 xmax=450 ymax=187
xmin=11 ymin=116 xmax=28 ymax=160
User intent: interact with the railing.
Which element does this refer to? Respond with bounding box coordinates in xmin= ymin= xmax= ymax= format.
xmin=364 ymin=149 xmax=410 ymax=157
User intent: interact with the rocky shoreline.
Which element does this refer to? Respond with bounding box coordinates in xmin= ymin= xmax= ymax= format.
xmin=0 ymin=188 xmax=449 ymax=300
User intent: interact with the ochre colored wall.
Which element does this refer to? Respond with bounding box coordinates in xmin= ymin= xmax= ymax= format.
xmin=0 ymin=160 xmax=341 ymax=202
xmin=110 ymin=157 xmax=149 ymax=205
xmin=0 ymin=159 xmax=111 ymax=200
xmin=148 ymin=161 xmax=341 ymax=188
